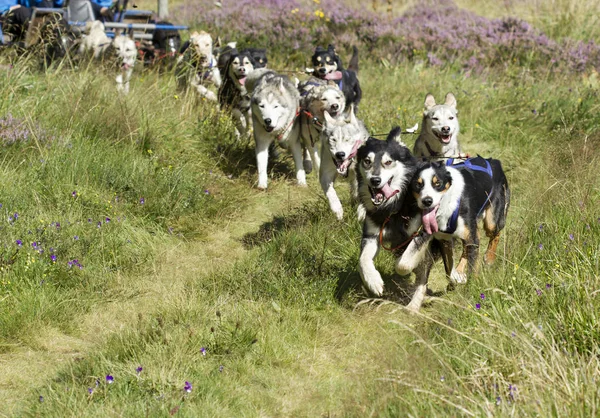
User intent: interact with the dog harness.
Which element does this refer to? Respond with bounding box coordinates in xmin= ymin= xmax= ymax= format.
xmin=276 ymin=108 xmax=301 ymax=142
xmin=300 ymin=81 xmax=323 ymax=97
xmin=441 ymin=157 xmax=493 ymax=234
xmin=202 ymin=56 xmax=216 ymax=80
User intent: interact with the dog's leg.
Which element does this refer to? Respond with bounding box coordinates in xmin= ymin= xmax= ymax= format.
xmin=441 ymin=239 xmax=455 ymax=281
xmin=319 ymin=157 xmax=342 ymax=220
xmin=467 ymin=229 xmax=481 ymax=277
xmin=231 ymin=108 xmax=245 ymax=139
xmin=289 ymin=131 xmax=307 ymax=186
xmin=302 ymin=146 xmax=313 ymax=175
xmin=255 ymin=134 xmax=271 ymax=190
xmin=453 ymin=243 xmax=468 ymax=284
xmin=395 ymin=233 xmax=432 ymax=275
xmin=310 ymin=127 xmax=321 ymax=175
xmin=359 ymin=220 xmax=384 ymax=296
xmin=483 ymin=203 xmax=500 ymax=265
xmin=406 ymin=248 xmax=434 ymax=312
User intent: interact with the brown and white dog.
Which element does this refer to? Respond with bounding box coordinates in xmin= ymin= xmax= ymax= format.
xmin=176 ymin=31 xmax=222 ymax=101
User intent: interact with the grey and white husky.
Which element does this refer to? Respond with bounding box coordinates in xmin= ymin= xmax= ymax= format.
xmin=413 ymin=92 xmax=463 ymax=160
xmin=249 ymin=70 xmax=308 ymax=190
xmin=318 ymin=107 xmax=368 ymax=220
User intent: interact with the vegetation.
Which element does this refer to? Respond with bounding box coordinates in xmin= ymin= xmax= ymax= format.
xmin=0 ymin=0 xmax=599 ymax=416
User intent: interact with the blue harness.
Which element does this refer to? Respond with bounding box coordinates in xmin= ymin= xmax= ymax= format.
xmin=335 ymin=71 xmax=346 ymax=90
xmin=442 ymin=157 xmax=493 ymax=234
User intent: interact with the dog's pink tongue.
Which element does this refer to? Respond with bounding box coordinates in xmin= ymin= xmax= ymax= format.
xmin=380 ymin=183 xmax=398 ymax=199
xmin=324 ymin=71 xmax=343 ymax=81
xmin=238 ymin=76 xmax=247 ymax=86
xmin=422 ymin=206 xmax=439 ymax=235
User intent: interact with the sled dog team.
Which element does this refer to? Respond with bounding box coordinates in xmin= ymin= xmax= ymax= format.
xmin=181 ymin=31 xmax=511 ymax=312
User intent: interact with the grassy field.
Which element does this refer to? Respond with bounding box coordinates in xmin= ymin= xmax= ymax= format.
xmin=1 ymin=1 xmax=600 ymax=416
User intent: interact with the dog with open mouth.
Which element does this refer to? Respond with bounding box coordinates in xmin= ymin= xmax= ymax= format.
xmin=395 ymin=157 xmax=510 ymax=288
xmin=218 ymin=49 xmax=256 ymax=139
xmin=310 ymin=44 xmax=361 ymax=112
xmin=356 ymin=128 xmax=455 ymax=310
xmin=317 ymin=106 xmax=367 ymax=220
xmin=297 ymin=77 xmax=346 ymax=178
xmin=413 ymin=92 xmax=463 ymax=161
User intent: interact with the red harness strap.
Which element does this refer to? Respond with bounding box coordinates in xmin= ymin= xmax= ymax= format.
xmin=277 ymin=108 xmax=301 ymax=141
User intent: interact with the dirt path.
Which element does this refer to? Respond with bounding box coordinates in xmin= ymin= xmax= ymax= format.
xmin=0 ymin=182 xmax=318 ymax=416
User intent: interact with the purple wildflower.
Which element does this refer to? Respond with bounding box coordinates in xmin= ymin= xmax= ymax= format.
xmin=538 ymin=224 xmax=543 ymax=232
xmin=13 ymin=212 xmax=18 ymax=220
xmin=16 ymin=239 xmax=22 ymax=246
xmin=88 ymin=387 xmax=94 ymax=394
xmin=72 ymin=191 xmax=77 ymax=198
xmin=39 ymin=395 xmax=44 ymax=403
xmin=568 ymin=233 xmax=574 ymax=240
xmin=97 ymin=221 xmax=102 ymax=228
xmin=200 ymin=347 xmax=207 ymax=356
xmin=184 ymin=381 xmax=192 ymax=393
xmin=139 ymin=197 xmax=145 ymax=205
xmin=74 ymin=235 xmax=79 ymax=240
xmin=219 ymin=365 xmax=224 ymax=372
xmin=440 ymin=375 xmax=445 ymax=382
xmin=475 ymin=303 xmax=481 ymax=310
xmin=67 ymin=259 xmax=83 ymax=269
xmin=50 ymin=254 xmax=57 ymax=262
xmin=496 ymin=396 xmax=501 ymax=405
xmin=106 ymin=375 xmax=114 ymax=384
xmin=204 ymin=189 xmax=210 ymax=195
xmin=536 ymin=289 xmax=542 ymax=296
xmin=136 ymin=366 xmax=143 ymax=374
xmin=105 ymin=217 xmax=110 ymax=223
xmin=537 ymin=243 xmax=543 ymax=250
xmin=480 ymin=293 xmax=485 ymax=300
xmin=546 ymin=283 xmax=552 ymax=289
xmin=87 ymin=218 xmax=92 ymax=223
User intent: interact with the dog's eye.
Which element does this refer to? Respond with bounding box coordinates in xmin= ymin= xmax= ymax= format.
xmin=384 ymin=160 xmax=392 ymax=167
xmin=432 ymin=117 xmax=439 ymax=121
xmin=433 ymin=181 xmax=441 ymax=188
xmin=363 ymin=159 xmax=371 ymax=167
xmin=259 ymin=104 xmax=265 ymax=108
xmin=274 ymin=105 xmax=279 ymax=108
xmin=336 ymin=97 xmax=341 ymax=100
xmin=449 ymin=116 xmax=454 ymax=120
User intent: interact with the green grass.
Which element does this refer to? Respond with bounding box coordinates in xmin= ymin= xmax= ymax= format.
xmin=1 ymin=7 xmax=600 ymax=416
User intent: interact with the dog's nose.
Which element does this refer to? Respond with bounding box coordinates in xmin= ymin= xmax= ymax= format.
xmin=331 ymin=103 xmax=339 ymax=110
xmin=335 ymin=151 xmax=345 ymax=160
xmin=422 ymin=197 xmax=433 ymax=207
xmin=264 ymin=118 xmax=272 ymax=126
xmin=370 ymin=177 xmax=381 ymax=187
xmin=441 ymin=126 xmax=450 ymax=134
xmin=318 ymin=67 xmax=327 ymax=74
xmin=240 ymin=67 xmax=246 ymax=74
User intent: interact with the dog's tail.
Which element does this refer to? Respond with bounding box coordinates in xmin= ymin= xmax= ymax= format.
xmin=348 ymin=45 xmax=359 ymax=74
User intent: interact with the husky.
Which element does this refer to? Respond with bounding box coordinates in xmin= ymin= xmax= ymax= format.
xmin=318 ymin=108 xmax=368 ymax=220
xmin=78 ymin=22 xmax=137 ymax=94
xmin=218 ymin=50 xmax=256 ymax=139
xmin=413 ymin=93 xmax=464 ymax=161
xmin=356 ymin=128 xmax=454 ymax=311
xmin=310 ymin=44 xmax=361 ymax=111
xmin=111 ymin=35 xmax=137 ymax=95
xmin=248 ymin=70 xmax=308 ymax=190
xmin=396 ymin=157 xmax=510 ymax=285
xmin=176 ymin=31 xmax=222 ymax=101
xmin=298 ymin=77 xmax=346 ymax=177
xmin=79 ymin=20 xmax=111 ymax=59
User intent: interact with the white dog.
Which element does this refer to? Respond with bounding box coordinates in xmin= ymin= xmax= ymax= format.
xmin=176 ymin=31 xmax=222 ymax=101
xmin=249 ymin=70 xmax=307 ymax=189
xmin=318 ymin=108 xmax=368 ymax=220
xmin=112 ymin=35 xmax=137 ymax=94
xmin=413 ymin=92 xmax=463 ymax=160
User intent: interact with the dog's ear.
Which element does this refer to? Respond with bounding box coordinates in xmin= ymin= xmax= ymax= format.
xmin=424 ymin=93 xmax=436 ymax=110
xmin=386 ymin=126 xmax=407 ymax=147
xmin=444 ymin=92 xmax=457 ymax=109
xmin=278 ymin=77 xmax=286 ymax=94
xmin=348 ymin=104 xmax=358 ymax=125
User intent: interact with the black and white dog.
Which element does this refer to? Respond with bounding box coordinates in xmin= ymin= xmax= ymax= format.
xmin=356 ymin=127 xmax=452 ymax=311
xmin=218 ymin=49 xmax=256 ymax=138
xmin=396 ymin=157 xmax=510 ymax=284
xmin=243 ymin=47 xmax=268 ymax=68
xmin=310 ymin=44 xmax=361 ymax=112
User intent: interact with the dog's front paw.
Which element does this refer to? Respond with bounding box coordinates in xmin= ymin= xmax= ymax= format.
xmin=450 ymin=268 xmax=467 ymax=284
xmin=356 ymin=204 xmax=366 ymax=222
xmin=331 ymin=202 xmax=344 ymax=221
xmin=406 ymin=299 xmax=422 ymax=313
xmin=362 ymin=270 xmax=384 ymax=296
xmin=297 ymin=179 xmax=307 ymax=187
xmin=257 ymin=181 xmax=268 ymax=190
